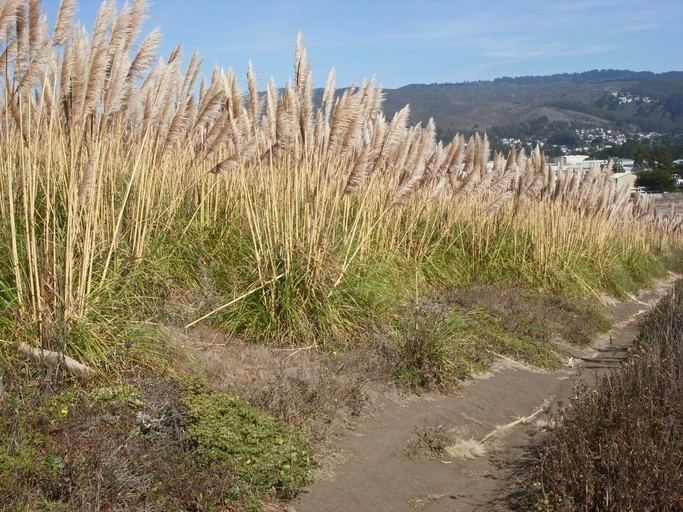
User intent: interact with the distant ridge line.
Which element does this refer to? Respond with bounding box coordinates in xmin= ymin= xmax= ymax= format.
xmin=394 ymin=69 xmax=683 ymax=90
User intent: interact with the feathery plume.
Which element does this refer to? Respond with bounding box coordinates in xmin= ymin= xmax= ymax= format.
xmin=246 ymin=60 xmax=260 ymax=133
xmin=128 ymin=28 xmax=161 ymax=82
xmin=53 ymin=0 xmax=75 ymax=45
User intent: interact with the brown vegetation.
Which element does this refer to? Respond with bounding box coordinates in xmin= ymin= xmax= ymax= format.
xmin=522 ymin=281 xmax=683 ymax=511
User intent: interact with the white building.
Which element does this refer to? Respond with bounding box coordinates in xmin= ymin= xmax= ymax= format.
xmin=612 ymin=172 xmax=637 ymax=190
xmin=551 ymin=155 xmax=610 ymax=173
xmin=554 ymin=155 xmax=590 ymax=166
xmin=615 ymin=158 xmax=635 ymax=173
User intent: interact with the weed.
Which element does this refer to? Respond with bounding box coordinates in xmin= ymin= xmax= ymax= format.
xmin=391 ymin=297 xmax=564 ymax=392
xmin=393 ymin=307 xmax=469 ymax=391
xmin=405 ymin=422 xmax=453 ymax=458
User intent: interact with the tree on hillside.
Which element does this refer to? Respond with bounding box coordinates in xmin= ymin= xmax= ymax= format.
xmin=548 ymin=131 xmax=579 ymax=147
xmin=649 ymin=145 xmax=673 ymax=168
xmin=664 ymin=92 xmax=683 ymax=121
xmin=633 ymin=144 xmax=652 ymax=166
xmin=636 ymin=169 xmax=677 ymax=192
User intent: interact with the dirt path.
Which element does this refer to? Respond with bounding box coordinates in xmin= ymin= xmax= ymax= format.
xmin=291 ymin=275 xmax=678 ymax=512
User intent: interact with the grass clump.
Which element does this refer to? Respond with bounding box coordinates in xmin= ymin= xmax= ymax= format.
xmin=446 ymin=285 xmax=611 ymax=345
xmin=184 ymin=392 xmax=315 ymax=499
xmin=405 ymin=422 xmax=453 ymax=458
xmin=464 ymin=306 xmax=561 ymax=369
xmin=393 ymin=307 xmax=486 ymax=391
xmin=393 ymin=299 xmax=562 ymax=392
xmin=391 ymin=285 xmax=613 ymax=392
xmin=521 ymin=281 xmax=683 ymax=511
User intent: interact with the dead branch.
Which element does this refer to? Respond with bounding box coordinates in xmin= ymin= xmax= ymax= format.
xmin=3 ymin=340 xmax=96 ymax=377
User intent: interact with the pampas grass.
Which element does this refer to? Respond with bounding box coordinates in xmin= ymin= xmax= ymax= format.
xmin=0 ymin=0 xmax=680 ymax=368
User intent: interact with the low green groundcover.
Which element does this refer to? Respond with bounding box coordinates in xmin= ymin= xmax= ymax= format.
xmin=185 ymin=392 xmax=314 ymax=498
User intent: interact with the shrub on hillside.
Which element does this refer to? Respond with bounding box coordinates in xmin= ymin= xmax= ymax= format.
xmin=522 ymin=282 xmax=683 ymax=511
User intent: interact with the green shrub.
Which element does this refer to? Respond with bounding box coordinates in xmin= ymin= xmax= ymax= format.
xmin=184 ymin=392 xmax=314 ymax=498
xmin=394 ymin=308 xmax=466 ymax=391
xmin=89 ymin=385 xmax=145 ymax=410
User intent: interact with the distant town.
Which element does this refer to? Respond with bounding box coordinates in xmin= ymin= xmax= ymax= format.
xmin=501 ymin=127 xmax=666 ymax=157
xmin=493 ymin=123 xmax=683 ymax=194
xmin=543 ymin=153 xmax=683 ymax=195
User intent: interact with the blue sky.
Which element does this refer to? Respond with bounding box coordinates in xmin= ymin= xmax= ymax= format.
xmin=43 ymin=0 xmax=683 ymax=88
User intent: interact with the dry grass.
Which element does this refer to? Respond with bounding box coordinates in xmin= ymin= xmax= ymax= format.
xmin=183 ymin=325 xmax=386 ymax=443
xmin=405 ymin=421 xmax=454 ymax=458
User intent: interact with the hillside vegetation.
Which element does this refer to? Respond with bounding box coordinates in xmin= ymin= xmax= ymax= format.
xmin=383 ymin=70 xmax=683 ymax=137
xmin=0 ymin=0 xmax=682 ymax=509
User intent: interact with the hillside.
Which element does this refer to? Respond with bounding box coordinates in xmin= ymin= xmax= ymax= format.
xmin=381 ymin=70 xmax=683 ymax=138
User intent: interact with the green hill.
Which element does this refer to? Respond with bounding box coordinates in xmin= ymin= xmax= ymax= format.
xmin=380 ymin=70 xmax=683 ymax=138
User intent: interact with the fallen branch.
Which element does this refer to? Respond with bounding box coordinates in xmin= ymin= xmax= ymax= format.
xmin=184 ymin=273 xmax=285 ymax=329
xmin=2 ymin=340 xmax=96 ymax=376
xmin=286 ymin=345 xmax=317 ymax=358
xmin=446 ymin=406 xmax=545 ymax=459
xmin=487 ymin=349 xmax=531 ymax=368
xmin=479 ymin=406 xmax=545 ymax=444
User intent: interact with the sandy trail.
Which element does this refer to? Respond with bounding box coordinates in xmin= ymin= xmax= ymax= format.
xmin=291 ymin=275 xmax=678 ymax=512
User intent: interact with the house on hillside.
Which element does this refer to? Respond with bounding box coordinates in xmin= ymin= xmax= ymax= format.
xmin=550 ymin=156 xmax=637 ymax=193
xmin=551 ymin=155 xmax=611 ymax=173
xmin=612 ymin=172 xmax=637 ymax=190
xmin=614 ymin=158 xmax=635 ymax=173
xmin=552 ymin=155 xmax=635 ymax=175
xmin=553 ymin=155 xmax=590 ymax=166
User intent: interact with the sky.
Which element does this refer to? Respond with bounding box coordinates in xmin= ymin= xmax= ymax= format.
xmin=42 ymin=0 xmax=683 ymax=89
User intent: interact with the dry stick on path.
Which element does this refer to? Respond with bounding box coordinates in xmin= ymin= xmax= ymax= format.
xmin=447 ymin=407 xmax=545 ymax=459
xmin=479 ymin=407 xmax=545 ymax=444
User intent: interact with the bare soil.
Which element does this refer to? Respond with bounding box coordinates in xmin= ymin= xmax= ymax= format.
xmin=288 ymin=274 xmax=679 ymax=512
xmin=181 ymin=325 xmax=396 ymax=446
